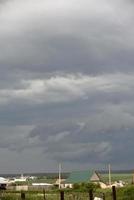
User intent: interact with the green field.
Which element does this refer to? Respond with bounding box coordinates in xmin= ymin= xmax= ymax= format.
xmin=15 ymin=172 xmax=133 ymax=185
xmin=1 ymin=186 xmax=134 ymax=200
xmin=101 ymin=173 xmax=133 ymax=184
xmin=1 ymin=172 xmax=134 ymax=199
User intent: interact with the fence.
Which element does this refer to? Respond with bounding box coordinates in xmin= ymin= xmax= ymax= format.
xmin=0 ymin=186 xmax=132 ymax=200
xmin=59 ymin=186 xmax=116 ymax=200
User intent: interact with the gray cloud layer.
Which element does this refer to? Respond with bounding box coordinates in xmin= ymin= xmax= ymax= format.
xmin=0 ymin=0 xmax=134 ymax=173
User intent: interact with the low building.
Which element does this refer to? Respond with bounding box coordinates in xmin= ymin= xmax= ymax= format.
xmin=14 ymin=174 xmax=27 ymax=182
xmin=9 ymin=174 xmax=27 ymax=183
xmin=63 ymin=170 xmax=101 ymax=188
xmin=0 ymin=177 xmax=8 ymax=190
xmin=30 ymin=183 xmax=53 ymax=190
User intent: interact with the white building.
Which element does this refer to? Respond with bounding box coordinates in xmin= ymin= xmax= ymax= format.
xmin=0 ymin=177 xmax=8 ymax=189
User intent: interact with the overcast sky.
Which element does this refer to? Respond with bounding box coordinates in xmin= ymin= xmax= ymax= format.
xmin=0 ymin=0 xmax=134 ymax=173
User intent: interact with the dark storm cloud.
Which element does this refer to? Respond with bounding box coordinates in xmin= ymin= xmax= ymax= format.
xmin=0 ymin=73 xmax=134 ymax=170
xmin=0 ymin=0 xmax=134 ymax=172
xmin=28 ymin=110 xmax=134 ymax=165
xmin=0 ymin=0 xmax=134 ymax=75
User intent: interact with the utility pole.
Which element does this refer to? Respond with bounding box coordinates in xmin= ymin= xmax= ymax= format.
xmin=59 ymin=163 xmax=61 ymax=189
xmin=109 ymin=164 xmax=112 ymax=186
xmin=132 ymin=171 xmax=134 ymax=184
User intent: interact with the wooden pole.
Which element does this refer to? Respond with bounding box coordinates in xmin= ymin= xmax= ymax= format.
xmin=43 ymin=189 xmax=46 ymax=200
xmin=112 ymin=186 xmax=116 ymax=200
xmin=60 ymin=191 xmax=64 ymax=200
xmin=21 ymin=191 xmax=25 ymax=200
xmin=102 ymin=193 xmax=105 ymax=200
xmin=89 ymin=189 xmax=93 ymax=200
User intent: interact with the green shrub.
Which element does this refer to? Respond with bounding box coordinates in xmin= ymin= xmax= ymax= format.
xmin=122 ymin=186 xmax=134 ymax=200
xmin=73 ymin=182 xmax=99 ymax=192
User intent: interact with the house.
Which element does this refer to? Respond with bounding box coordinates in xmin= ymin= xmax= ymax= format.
xmin=31 ymin=183 xmax=53 ymax=190
xmin=14 ymin=174 xmax=27 ymax=182
xmin=62 ymin=170 xmax=101 ymax=188
xmin=55 ymin=179 xmax=66 ymax=188
xmin=0 ymin=177 xmax=8 ymax=190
